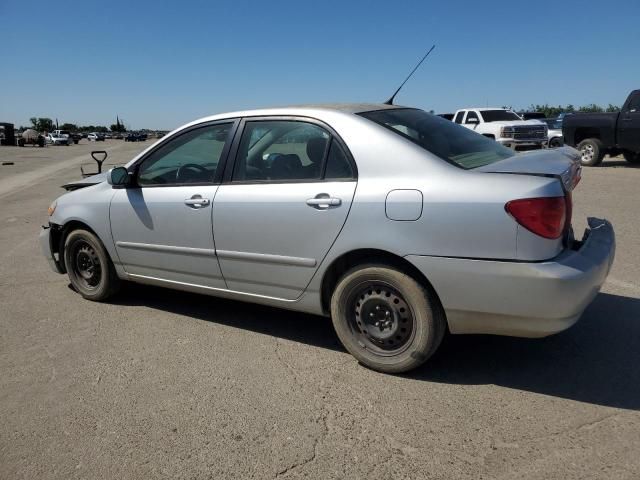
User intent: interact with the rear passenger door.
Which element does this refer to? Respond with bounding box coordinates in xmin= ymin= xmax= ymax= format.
xmin=212 ymin=117 xmax=357 ymax=300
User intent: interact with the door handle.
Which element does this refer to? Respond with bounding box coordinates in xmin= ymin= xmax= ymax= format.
xmin=184 ymin=195 xmax=210 ymax=208
xmin=306 ymin=194 xmax=341 ymax=209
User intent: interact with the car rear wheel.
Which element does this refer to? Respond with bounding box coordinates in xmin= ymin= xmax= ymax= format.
xmin=577 ymin=138 xmax=604 ymax=166
xmin=330 ymin=264 xmax=445 ymax=373
xmin=623 ymin=150 xmax=640 ymax=164
xmin=64 ymin=229 xmax=120 ymax=301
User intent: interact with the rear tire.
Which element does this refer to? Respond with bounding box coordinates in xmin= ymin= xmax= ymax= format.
xmin=623 ymin=150 xmax=640 ymax=164
xmin=330 ymin=264 xmax=445 ymax=374
xmin=577 ymin=138 xmax=604 ymax=166
xmin=64 ymin=229 xmax=120 ymax=301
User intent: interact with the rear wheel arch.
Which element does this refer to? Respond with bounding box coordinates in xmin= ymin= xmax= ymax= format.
xmin=320 ymin=249 xmax=444 ymax=317
xmin=573 ymin=128 xmax=601 ymax=145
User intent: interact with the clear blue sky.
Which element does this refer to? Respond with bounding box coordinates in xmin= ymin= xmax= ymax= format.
xmin=2 ymin=0 xmax=639 ymax=130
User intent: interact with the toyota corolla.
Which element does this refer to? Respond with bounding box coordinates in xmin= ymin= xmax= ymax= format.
xmin=40 ymin=104 xmax=615 ymax=373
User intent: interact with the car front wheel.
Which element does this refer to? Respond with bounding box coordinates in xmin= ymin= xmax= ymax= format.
xmin=64 ymin=229 xmax=120 ymax=301
xmin=331 ymin=264 xmax=446 ymax=374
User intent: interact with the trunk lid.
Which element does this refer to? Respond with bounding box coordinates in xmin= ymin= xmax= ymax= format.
xmin=476 ymin=146 xmax=581 ymax=191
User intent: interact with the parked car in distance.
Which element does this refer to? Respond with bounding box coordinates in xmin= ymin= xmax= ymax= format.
xmin=45 ymin=133 xmax=72 ymax=146
xmin=40 ymin=104 xmax=615 ymax=373
xmin=125 ymin=133 xmax=140 ymax=142
xmin=70 ymin=133 xmax=82 ymax=144
xmin=453 ymin=108 xmax=548 ymax=150
xmin=437 ymin=113 xmax=454 ymax=121
xmin=563 ymin=90 xmax=640 ymax=166
xmin=543 ymin=118 xmax=563 ymax=148
xmin=87 ymin=133 xmax=105 ymax=142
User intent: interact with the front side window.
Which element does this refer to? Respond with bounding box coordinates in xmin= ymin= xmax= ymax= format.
xmin=232 ymin=120 xmax=353 ymax=182
xmin=627 ymin=93 xmax=640 ymax=111
xmin=137 ymin=123 xmax=231 ymax=185
xmin=360 ymin=108 xmax=515 ymax=169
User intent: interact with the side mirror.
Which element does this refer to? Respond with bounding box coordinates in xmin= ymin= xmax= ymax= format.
xmin=107 ymin=167 xmax=131 ymax=188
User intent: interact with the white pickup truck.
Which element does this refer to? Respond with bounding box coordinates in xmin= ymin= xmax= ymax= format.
xmin=452 ymin=108 xmax=548 ymax=150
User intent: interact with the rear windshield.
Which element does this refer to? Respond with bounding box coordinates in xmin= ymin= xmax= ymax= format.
xmin=360 ymin=108 xmax=515 ymax=169
xmin=479 ymin=110 xmax=521 ymax=122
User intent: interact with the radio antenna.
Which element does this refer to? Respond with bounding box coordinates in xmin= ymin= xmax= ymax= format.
xmin=384 ymin=44 xmax=436 ymax=105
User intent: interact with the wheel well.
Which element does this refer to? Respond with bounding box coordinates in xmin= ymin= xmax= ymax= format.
xmin=574 ymin=128 xmax=601 ymax=145
xmin=320 ymin=249 xmax=441 ymax=315
xmin=53 ymin=220 xmax=99 ymax=273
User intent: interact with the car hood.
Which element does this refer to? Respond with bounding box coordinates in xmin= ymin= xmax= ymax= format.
xmin=61 ymin=171 xmax=109 ymax=191
xmin=476 ymin=146 xmax=581 ymax=191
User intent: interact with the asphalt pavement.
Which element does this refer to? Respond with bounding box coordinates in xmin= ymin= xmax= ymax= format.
xmin=0 ymin=141 xmax=638 ymax=479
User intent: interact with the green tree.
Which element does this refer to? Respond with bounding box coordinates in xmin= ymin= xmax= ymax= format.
xmin=60 ymin=123 xmax=78 ymax=131
xmin=606 ymin=104 xmax=620 ymax=112
xmin=29 ymin=117 xmax=54 ymax=132
xmin=578 ymin=103 xmax=604 ymax=113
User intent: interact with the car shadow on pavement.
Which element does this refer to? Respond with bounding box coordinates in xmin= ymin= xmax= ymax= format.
xmin=601 ymin=158 xmax=640 ymax=168
xmin=415 ymin=292 xmax=640 ymax=411
xmin=111 ymin=285 xmax=639 ymax=410
xmin=110 ymin=283 xmax=345 ymax=352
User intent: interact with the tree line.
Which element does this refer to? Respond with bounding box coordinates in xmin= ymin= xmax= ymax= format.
xmin=518 ymin=103 xmax=621 ymax=118
xmin=22 ymin=117 xmax=128 ymax=133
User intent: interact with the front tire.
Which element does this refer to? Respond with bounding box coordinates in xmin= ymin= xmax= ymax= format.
xmin=330 ymin=264 xmax=445 ymax=374
xmin=549 ymin=137 xmax=563 ymax=148
xmin=577 ymin=138 xmax=604 ymax=166
xmin=64 ymin=229 xmax=120 ymax=301
xmin=623 ymin=150 xmax=640 ymax=164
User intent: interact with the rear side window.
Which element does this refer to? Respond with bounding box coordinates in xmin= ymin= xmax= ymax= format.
xmin=360 ymin=108 xmax=515 ymax=169
xmin=465 ymin=111 xmax=479 ymax=124
xmin=627 ymin=92 xmax=640 ymax=111
xmin=232 ymin=120 xmax=355 ymax=182
xmin=324 ymin=140 xmax=354 ymax=179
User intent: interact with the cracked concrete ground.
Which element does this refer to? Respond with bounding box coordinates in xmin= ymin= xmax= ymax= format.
xmin=0 ymin=142 xmax=639 ymax=479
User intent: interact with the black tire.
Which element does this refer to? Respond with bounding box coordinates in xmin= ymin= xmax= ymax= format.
xmin=549 ymin=137 xmax=563 ymax=148
xmin=64 ymin=229 xmax=120 ymax=301
xmin=623 ymin=150 xmax=640 ymax=164
xmin=577 ymin=138 xmax=604 ymax=166
xmin=330 ymin=264 xmax=446 ymax=374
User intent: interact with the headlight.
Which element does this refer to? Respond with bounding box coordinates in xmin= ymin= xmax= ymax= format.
xmin=500 ymin=127 xmax=515 ymax=138
xmin=47 ymin=200 xmax=57 ymax=216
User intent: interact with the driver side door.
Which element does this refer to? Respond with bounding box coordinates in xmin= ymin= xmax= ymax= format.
xmin=109 ymin=120 xmax=236 ymax=288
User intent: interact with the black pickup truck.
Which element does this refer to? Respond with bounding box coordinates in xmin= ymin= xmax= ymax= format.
xmin=563 ymin=90 xmax=640 ymax=166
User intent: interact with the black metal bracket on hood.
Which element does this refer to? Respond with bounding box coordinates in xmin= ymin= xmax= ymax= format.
xmin=80 ymin=151 xmax=108 ymax=178
xmin=91 ymin=151 xmax=108 ymax=173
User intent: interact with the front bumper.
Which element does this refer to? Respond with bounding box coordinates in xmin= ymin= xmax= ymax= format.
xmin=406 ymin=217 xmax=615 ymax=338
xmin=497 ymin=138 xmax=546 ymax=149
xmin=39 ymin=225 xmax=64 ymax=274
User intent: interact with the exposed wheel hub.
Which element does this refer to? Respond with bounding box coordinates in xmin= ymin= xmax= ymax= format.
xmin=73 ymin=243 xmax=101 ymax=288
xmin=352 ymin=285 xmax=414 ymax=353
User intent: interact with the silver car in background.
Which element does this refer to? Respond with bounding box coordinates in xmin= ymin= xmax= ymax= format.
xmin=40 ymin=104 xmax=615 ymax=373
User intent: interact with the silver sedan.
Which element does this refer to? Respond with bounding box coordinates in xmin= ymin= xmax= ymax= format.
xmin=40 ymin=104 xmax=615 ymax=373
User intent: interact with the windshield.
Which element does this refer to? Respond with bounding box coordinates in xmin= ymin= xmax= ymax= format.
xmin=479 ymin=110 xmax=521 ymax=122
xmin=360 ymin=108 xmax=515 ymax=169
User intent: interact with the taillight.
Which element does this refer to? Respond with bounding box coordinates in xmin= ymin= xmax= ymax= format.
xmin=505 ymin=197 xmax=566 ymax=239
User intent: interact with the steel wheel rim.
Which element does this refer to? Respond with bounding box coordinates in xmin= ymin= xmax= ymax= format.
xmin=71 ymin=240 xmax=102 ymax=290
xmin=581 ymin=144 xmax=594 ymax=162
xmin=348 ymin=282 xmax=415 ymax=356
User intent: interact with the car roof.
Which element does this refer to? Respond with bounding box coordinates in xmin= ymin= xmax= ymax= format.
xmin=463 ymin=107 xmax=514 ymax=111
